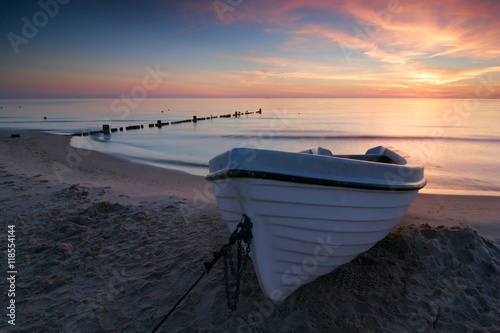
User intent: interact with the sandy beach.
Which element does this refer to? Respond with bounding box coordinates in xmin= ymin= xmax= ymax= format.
xmin=0 ymin=130 xmax=499 ymax=332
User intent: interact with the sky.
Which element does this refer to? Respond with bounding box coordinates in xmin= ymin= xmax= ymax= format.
xmin=0 ymin=0 xmax=499 ymax=99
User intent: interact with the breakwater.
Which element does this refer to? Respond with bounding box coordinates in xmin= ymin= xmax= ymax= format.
xmin=71 ymin=109 xmax=262 ymax=136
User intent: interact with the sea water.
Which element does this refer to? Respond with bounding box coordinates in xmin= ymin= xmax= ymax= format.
xmin=1 ymin=98 xmax=499 ymax=194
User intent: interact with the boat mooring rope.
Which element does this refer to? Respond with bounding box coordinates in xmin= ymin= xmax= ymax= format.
xmin=221 ymin=214 xmax=253 ymax=311
xmin=151 ymin=271 xmax=206 ymax=333
xmin=151 ymin=214 xmax=253 ymax=332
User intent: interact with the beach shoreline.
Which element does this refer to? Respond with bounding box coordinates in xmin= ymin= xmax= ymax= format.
xmin=1 ymin=130 xmax=498 ymax=241
xmin=0 ymin=130 xmax=212 ymax=201
xmin=1 ymin=130 xmax=499 ymax=332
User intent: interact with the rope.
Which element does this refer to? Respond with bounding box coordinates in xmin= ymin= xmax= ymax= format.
xmin=151 ymin=214 xmax=253 ymax=332
xmin=151 ymin=271 xmax=206 ymax=333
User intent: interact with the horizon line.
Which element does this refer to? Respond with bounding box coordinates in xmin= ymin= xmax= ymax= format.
xmin=1 ymin=96 xmax=500 ymax=100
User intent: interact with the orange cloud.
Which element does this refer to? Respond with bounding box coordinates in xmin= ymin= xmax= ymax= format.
xmin=268 ymin=0 xmax=500 ymax=95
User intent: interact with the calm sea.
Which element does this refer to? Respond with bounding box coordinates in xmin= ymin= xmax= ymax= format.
xmin=1 ymin=98 xmax=499 ymax=194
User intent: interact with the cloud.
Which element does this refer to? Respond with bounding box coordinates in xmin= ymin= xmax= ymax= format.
xmin=6 ymin=0 xmax=498 ymax=98
xmin=208 ymin=0 xmax=340 ymax=26
xmin=246 ymin=0 xmax=500 ymax=93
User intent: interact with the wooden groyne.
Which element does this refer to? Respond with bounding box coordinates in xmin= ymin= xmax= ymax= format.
xmin=71 ymin=108 xmax=262 ymax=137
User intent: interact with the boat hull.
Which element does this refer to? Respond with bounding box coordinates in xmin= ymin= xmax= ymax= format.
xmin=207 ymin=146 xmax=425 ymax=301
xmin=211 ymin=177 xmax=418 ymax=301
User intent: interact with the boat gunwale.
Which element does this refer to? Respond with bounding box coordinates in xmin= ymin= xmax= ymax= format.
xmin=206 ymin=169 xmax=427 ymax=191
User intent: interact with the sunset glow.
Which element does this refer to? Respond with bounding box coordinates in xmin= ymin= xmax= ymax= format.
xmin=1 ymin=0 xmax=499 ymax=98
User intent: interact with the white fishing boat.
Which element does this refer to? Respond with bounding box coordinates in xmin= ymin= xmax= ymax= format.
xmin=206 ymin=146 xmax=426 ymax=301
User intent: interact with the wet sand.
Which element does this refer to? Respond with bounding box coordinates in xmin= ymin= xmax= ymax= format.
xmin=0 ymin=130 xmax=498 ymax=332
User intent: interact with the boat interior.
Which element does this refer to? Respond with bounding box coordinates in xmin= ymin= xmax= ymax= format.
xmin=299 ymin=147 xmax=399 ymax=164
xmin=333 ymin=154 xmax=398 ymax=164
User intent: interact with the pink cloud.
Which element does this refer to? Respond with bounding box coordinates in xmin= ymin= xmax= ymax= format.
xmin=208 ymin=0 xmax=500 ymax=64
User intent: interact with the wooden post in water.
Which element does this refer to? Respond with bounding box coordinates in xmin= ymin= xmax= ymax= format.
xmin=193 ymin=115 xmax=197 ymax=123
xmin=102 ymin=124 xmax=110 ymax=135
xmin=157 ymin=120 xmax=162 ymax=128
